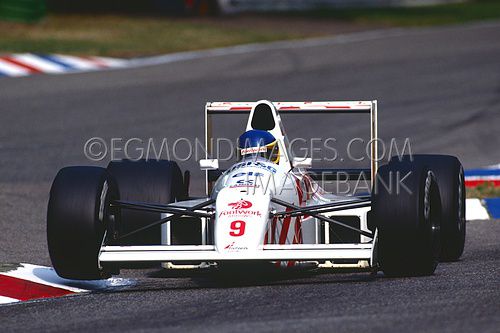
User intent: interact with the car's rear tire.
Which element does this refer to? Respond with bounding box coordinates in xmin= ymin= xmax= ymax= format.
xmin=106 ymin=159 xmax=186 ymax=245
xmin=402 ymin=155 xmax=466 ymax=261
xmin=47 ymin=166 xmax=117 ymax=280
xmin=372 ymin=159 xmax=442 ymax=277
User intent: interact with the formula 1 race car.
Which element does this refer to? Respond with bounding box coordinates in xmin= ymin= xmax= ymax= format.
xmin=47 ymin=100 xmax=466 ymax=280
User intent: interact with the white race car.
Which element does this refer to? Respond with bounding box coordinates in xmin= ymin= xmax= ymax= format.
xmin=47 ymin=100 xmax=466 ymax=279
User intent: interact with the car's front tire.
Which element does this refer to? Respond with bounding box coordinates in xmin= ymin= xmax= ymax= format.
xmin=372 ymin=158 xmax=442 ymax=277
xmin=47 ymin=166 xmax=117 ymax=280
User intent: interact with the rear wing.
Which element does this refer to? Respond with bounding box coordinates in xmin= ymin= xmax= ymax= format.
xmin=204 ymin=100 xmax=378 ymax=195
xmin=206 ymin=101 xmax=374 ymax=113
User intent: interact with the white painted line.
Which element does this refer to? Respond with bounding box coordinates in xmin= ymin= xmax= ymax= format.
xmin=128 ymin=21 xmax=500 ymax=69
xmin=0 ymin=295 xmax=20 ymax=304
xmin=12 ymin=54 xmax=66 ymax=74
xmin=92 ymin=56 xmax=128 ymax=67
xmin=1 ymin=263 xmax=134 ymax=293
xmin=466 ymin=198 xmax=490 ymax=220
xmin=0 ymin=59 xmax=30 ymax=77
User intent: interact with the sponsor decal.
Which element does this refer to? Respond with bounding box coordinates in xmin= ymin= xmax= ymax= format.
xmin=224 ymin=242 xmax=248 ymax=251
xmin=219 ymin=210 xmax=261 ymax=218
xmin=241 ymin=147 xmax=267 ymax=155
xmin=236 ymin=179 xmax=255 ymax=186
xmin=229 ymin=183 xmax=260 ymax=189
xmin=228 ymin=161 xmax=277 ymax=174
xmin=228 ymin=200 xmax=252 ymax=209
xmin=218 ymin=199 xmax=262 ymax=218
xmin=232 ymin=172 xmax=265 ymax=178
xmin=229 ymin=172 xmax=265 ymax=188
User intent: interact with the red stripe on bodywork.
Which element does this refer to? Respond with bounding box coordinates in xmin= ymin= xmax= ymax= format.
xmin=229 ymin=107 xmax=252 ymax=111
xmin=294 ymin=179 xmax=304 ymax=244
xmin=296 ymin=179 xmax=304 ymax=204
xmin=294 ymin=216 xmax=303 ymax=244
xmin=325 ymin=106 xmax=351 ymax=109
xmin=278 ymin=106 xmax=353 ymax=110
xmin=303 ymin=175 xmax=314 ymax=201
xmin=271 ymin=217 xmax=277 ymax=244
xmin=0 ymin=275 xmax=74 ymax=301
xmin=0 ymin=57 xmax=42 ymax=73
xmin=288 ymin=215 xmax=301 ymax=267
xmin=299 ymin=177 xmax=311 ymax=219
xmin=279 ymin=208 xmax=293 ymax=245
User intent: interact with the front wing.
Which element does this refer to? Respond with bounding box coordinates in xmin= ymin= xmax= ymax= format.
xmin=99 ymin=244 xmax=373 ymax=263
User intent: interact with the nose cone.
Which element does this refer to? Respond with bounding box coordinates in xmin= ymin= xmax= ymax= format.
xmin=215 ymin=187 xmax=270 ymax=253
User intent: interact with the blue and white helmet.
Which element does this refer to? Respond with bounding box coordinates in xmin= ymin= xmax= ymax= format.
xmin=238 ymin=129 xmax=280 ymax=164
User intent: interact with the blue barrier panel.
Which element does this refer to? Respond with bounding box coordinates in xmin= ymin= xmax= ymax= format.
xmin=483 ymin=198 xmax=500 ymax=219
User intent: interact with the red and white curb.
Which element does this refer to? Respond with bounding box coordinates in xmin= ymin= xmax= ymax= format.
xmin=466 ymin=199 xmax=490 ymax=220
xmin=0 ymin=263 xmax=133 ymax=305
xmin=0 ymin=53 xmax=127 ymax=78
xmin=465 ymin=166 xmax=500 ymax=220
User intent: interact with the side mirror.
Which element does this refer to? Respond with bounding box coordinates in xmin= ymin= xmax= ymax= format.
xmin=292 ymin=157 xmax=312 ymax=168
xmin=199 ymin=159 xmax=219 ymax=170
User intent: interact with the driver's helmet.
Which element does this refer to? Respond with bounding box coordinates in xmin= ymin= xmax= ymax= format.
xmin=238 ymin=129 xmax=280 ymax=164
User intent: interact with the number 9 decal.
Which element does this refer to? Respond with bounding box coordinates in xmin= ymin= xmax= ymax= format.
xmin=229 ymin=220 xmax=246 ymax=237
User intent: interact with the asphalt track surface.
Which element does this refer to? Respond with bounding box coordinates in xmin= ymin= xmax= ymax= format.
xmin=1 ymin=22 xmax=500 ymax=332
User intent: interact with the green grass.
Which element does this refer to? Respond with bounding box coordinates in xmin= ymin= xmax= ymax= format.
xmin=467 ymin=182 xmax=500 ymax=199
xmin=0 ymin=0 xmax=499 ymax=57
xmin=0 ymin=263 xmax=21 ymax=273
xmin=0 ymin=15 xmax=305 ymax=57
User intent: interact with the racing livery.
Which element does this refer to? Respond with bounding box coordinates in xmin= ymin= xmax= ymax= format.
xmin=47 ymin=100 xmax=466 ymax=279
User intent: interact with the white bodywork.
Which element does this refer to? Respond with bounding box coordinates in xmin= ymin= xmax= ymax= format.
xmin=99 ymin=100 xmax=378 ymax=270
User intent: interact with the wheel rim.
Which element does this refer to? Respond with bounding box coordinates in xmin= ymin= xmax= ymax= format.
xmin=98 ymin=181 xmax=109 ymax=222
xmin=457 ymin=169 xmax=465 ymax=232
xmin=424 ymin=171 xmax=432 ymax=221
xmin=425 ymin=171 xmax=440 ymax=257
